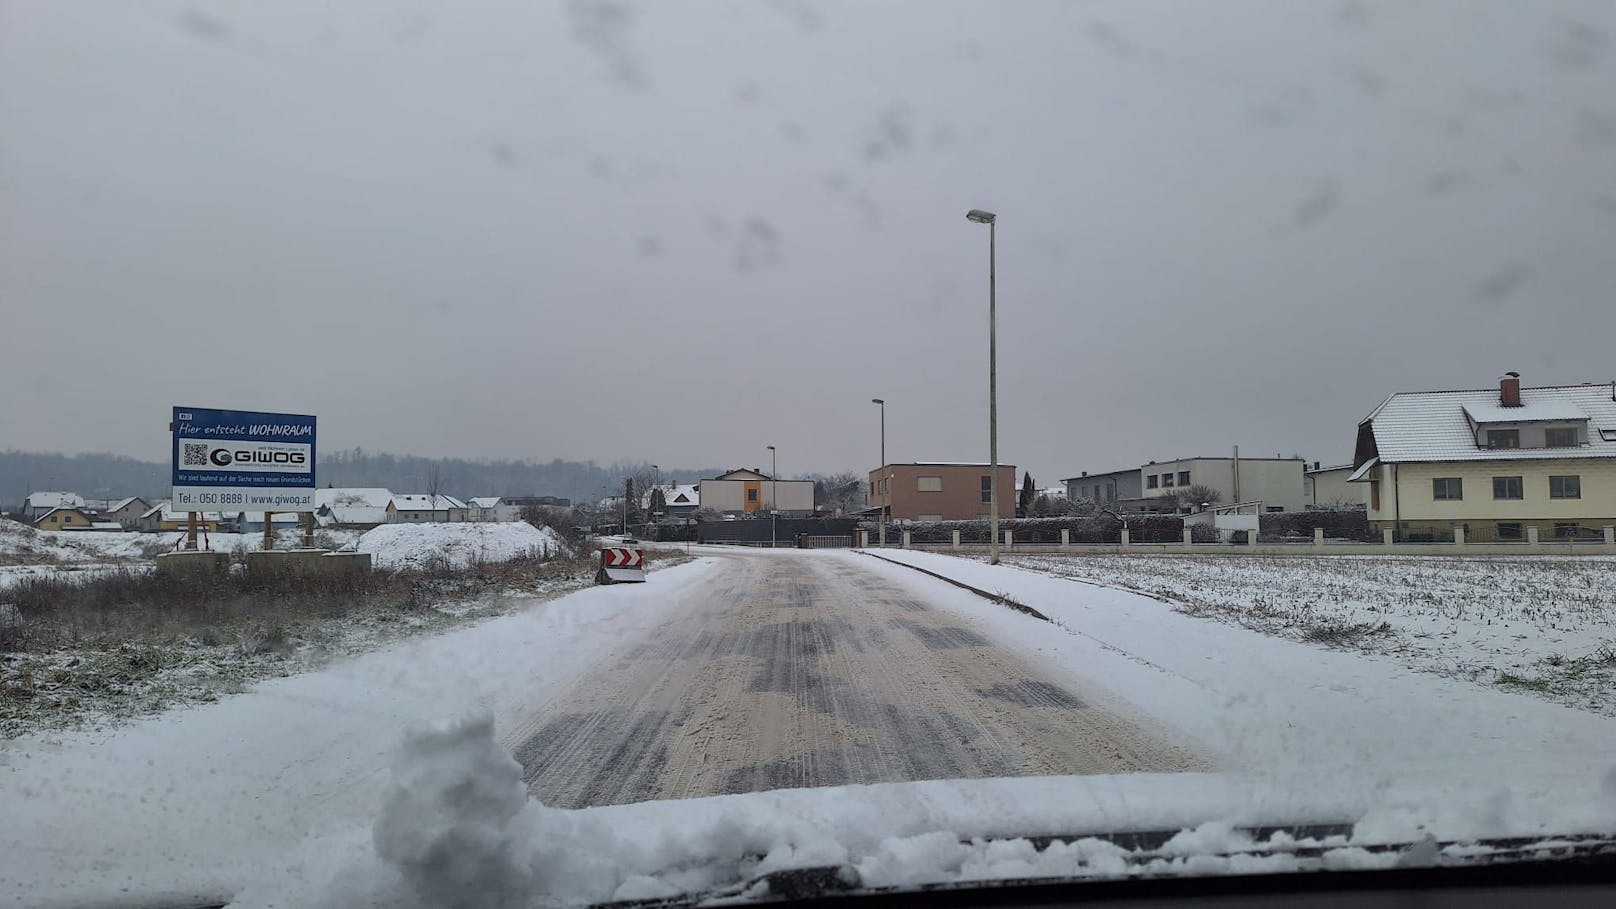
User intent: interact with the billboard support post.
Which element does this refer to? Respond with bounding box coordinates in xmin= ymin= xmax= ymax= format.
xmin=263 ymin=511 xmax=275 ymax=551
xmin=186 ymin=512 xmax=198 ymax=551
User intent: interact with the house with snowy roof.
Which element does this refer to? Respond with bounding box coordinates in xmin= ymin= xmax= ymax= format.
xmin=23 ymin=491 xmax=85 ymax=521
xmin=312 ymin=488 xmax=395 ymax=528
xmin=386 ymin=494 xmax=467 ymax=523
xmin=1350 ymin=372 xmax=1616 ymax=542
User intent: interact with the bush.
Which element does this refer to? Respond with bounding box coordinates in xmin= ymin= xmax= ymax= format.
xmin=1258 ymin=510 xmax=1374 ymax=542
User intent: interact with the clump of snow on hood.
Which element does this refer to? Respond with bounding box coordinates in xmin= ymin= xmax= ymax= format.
xmin=372 ymin=714 xmax=535 ymax=908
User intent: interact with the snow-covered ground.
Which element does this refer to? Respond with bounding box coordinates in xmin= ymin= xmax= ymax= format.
xmin=7 ymin=549 xmax=1616 ymax=908
xmin=990 ymin=553 xmax=1616 ymax=716
xmin=357 ymin=522 xmax=567 ymax=570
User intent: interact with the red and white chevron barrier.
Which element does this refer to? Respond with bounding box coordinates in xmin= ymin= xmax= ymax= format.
xmin=597 ymin=546 xmax=646 ymax=583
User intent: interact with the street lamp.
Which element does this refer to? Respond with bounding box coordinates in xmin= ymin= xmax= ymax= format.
xmin=965 ymin=208 xmax=1000 ymax=564
xmin=871 ymin=398 xmax=886 ymax=546
xmin=766 ymin=444 xmax=777 ymax=548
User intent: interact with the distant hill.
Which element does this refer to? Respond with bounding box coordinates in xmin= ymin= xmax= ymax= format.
xmin=0 ymin=449 xmax=721 ymax=510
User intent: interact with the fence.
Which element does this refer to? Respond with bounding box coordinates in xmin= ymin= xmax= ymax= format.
xmin=857 ymin=523 xmax=1616 ymax=557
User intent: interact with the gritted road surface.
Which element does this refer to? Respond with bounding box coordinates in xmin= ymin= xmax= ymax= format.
xmin=505 ymin=551 xmax=1206 ymax=808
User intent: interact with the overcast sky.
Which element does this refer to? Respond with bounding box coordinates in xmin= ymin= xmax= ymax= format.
xmin=4 ymin=1 xmax=1615 ymax=483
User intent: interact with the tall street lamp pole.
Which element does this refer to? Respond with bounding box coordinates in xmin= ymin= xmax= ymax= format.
xmin=766 ymin=445 xmax=777 ymax=548
xmin=966 ymin=208 xmax=1000 ymax=564
xmin=871 ymin=398 xmax=885 ymax=546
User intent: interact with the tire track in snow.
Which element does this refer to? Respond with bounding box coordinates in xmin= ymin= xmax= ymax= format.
xmin=510 ymin=551 xmax=1208 ymax=808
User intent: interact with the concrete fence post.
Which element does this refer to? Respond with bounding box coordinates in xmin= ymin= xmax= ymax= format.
xmin=856 ymin=529 xmax=867 ymax=548
xmin=952 ymin=529 xmax=961 ymax=549
xmin=1120 ymin=526 xmax=1130 ymax=547
xmin=902 ymin=530 xmax=912 ymax=549
xmin=1060 ymin=528 xmax=1070 ymax=548
xmin=1246 ymin=528 xmax=1257 ymax=548
xmin=1382 ymin=527 xmax=1394 ymax=547
xmin=1453 ymin=525 xmax=1465 ymax=546
xmin=1527 ymin=525 xmax=1540 ymax=545
xmin=1004 ymin=529 xmax=1013 ymax=550
xmin=1604 ymin=526 xmax=1615 ymax=547
xmin=878 ymin=524 xmax=886 ymax=547
xmin=1182 ymin=527 xmax=1194 ymax=546
xmin=1314 ymin=527 xmax=1324 ymax=547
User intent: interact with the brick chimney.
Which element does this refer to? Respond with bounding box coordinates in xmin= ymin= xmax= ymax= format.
xmin=1500 ymin=371 xmax=1522 ymax=407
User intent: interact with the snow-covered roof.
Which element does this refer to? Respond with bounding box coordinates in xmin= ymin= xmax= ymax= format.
xmin=108 ymin=496 xmax=146 ymax=513
xmin=314 ymin=488 xmax=395 ymax=509
xmin=390 ymin=494 xmax=465 ymax=511
xmin=1461 ymin=400 xmax=1591 ymax=424
xmin=33 ymin=507 xmax=91 ymax=522
xmin=641 ymin=484 xmax=699 ymax=507
xmin=1363 ymin=383 xmax=1616 ymax=462
xmin=26 ymin=491 xmax=84 ymax=510
xmin=467 ymin=497 xmax=503 ymax=508
xmin=1305 ymin=463 xmax=1354 ymax=475
xmin=143 ymin=504 xmax=225 ymax=521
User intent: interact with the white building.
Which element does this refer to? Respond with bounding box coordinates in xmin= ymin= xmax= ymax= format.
xmin=698 ymin=469 xmax=814 ymax=517
xmin=313 ymin=488 xmax=395 ymax=528
xmin=386 ymin=494 xmax=467 ymax=523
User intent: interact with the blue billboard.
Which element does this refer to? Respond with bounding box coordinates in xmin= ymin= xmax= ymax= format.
xmin=171 ymin=406 xmax=317 ymax=511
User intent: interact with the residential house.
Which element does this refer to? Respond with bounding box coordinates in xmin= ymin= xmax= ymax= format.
xmin=33 ymin=507 xmax=97 ymax=531
xmin=229 ymin=511 xmax=305 ymax=533
xmin=106 ymin=497 xmax=152 ymax=530
xmin=386 ymin=494 xmax=467 ymax=523
xmin=699 ymin=469 xmax=814 ymax=517
xmin=465 ymin=497 xmax=515 ymax=522
xmin=23 ymin=492 xmax=85 ymax=521
xmin=138 ymin=503 xmax=222 ymax=532
xmin=313 ymin=488 xmax=395 ymax=529
xmin=642 ymin=484 xmax=700 ymax=520
xmin=1062 ymin=468 xmax=1143 ymax=506
xmin=1304 ymin=463 xmax=1367 ymax=508
xmin=866 ymin=463 xmax=1017 ymax=522
xmin=1349 ymin=373 xmax=1616 ymax=541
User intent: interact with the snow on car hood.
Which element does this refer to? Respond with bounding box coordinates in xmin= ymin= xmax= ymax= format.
xmin=226 ymin=714 xmax=1616 ymax=909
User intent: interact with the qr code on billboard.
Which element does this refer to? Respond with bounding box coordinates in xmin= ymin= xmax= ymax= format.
xmin=183 ymin=443 xmax=208 ymax=466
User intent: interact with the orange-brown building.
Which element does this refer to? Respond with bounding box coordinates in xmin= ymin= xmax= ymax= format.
xmin=867 ymin=462 xmax=1017 ymax=522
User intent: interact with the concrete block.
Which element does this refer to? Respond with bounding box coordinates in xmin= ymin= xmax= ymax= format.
xmin=154 ymin=550 xmax=230 ymax=578
xmin=952 ymin=530 xmax=962 ymax=549
xmin=901 ymin=530 xmax=912 ymax=549
xmin=1382 ymin=528 xmax=1395 ymax=546
xmin=1527 ymin=526 xmax=1540 ymax=545
xmin=247 ymin=548 xmax=330 ymax=578
xmin=1004 ymin=530 xmax=1013 ymax=549
xmin=1453 ymin=525 xmax=1465 ymax=545
xmin=1120 ymin=527 xmax=1130 ymax=547
xmin=1060 ymin=529 xmax=1070 ymax=547
xmin=322 ymin=551 xmax=373 ymax=574
xmin=1314 ymin=527 xmax=1325 ymax=546
xmin=1183 ymin=528 xmax=1194 ymax=546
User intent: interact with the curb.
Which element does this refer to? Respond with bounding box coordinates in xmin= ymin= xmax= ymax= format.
xmin=856 ymin=551 xmax=1050 ymax=622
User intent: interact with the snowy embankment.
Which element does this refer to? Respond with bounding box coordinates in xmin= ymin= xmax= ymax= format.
xmin=998 ymin=552 xmax=1616 ymax=716
xmin=357 ymin=522 xmax=567 ymax=571
xmin=2 ymin=558 xmax=719 ymax=909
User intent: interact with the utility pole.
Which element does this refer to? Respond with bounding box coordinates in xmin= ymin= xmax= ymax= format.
xmin=767 ymin=444 xmax=777 ymax=548
xmin=871 ymin=398 xmax=885 ymax=547
xmin=967 ymin=208 xmax=1000 ymax=564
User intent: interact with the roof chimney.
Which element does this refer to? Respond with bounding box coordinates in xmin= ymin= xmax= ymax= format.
xmin=1500 ymin=371 xmax=1522 ymax=407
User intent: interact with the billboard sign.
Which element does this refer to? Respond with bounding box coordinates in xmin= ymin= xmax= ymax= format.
xmin=171 ymin=407 xmax=317 ymax=512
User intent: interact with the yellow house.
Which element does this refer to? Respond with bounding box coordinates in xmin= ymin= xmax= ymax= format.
xmin=33 ymin=507 xmax=96 ymax=531
xmin=1350 ymin=374 xmax=1616 ymax=541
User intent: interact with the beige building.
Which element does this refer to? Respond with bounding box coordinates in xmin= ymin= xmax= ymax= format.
xmin=698 ymin=469 xmax=815 ymax=517
xmin=1304 ymin=463 xmax=1368 ymax=508
xmin=1138 ymin=456 xmax=1308 ymax=513
xmin=867 ymin=463 xmax=1017 ymax=522
xmin=33 ymin=507 xmax=96 ymax=531
xmin=1350 ymin=374 xmax=1616 ymax=541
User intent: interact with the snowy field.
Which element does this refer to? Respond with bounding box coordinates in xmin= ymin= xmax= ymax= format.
xmin=989 ymin=553 xmax=1616 ymax=716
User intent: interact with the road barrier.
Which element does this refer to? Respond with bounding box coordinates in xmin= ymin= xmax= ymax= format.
xmin=597 ymin=546 xmax=646 ymax=584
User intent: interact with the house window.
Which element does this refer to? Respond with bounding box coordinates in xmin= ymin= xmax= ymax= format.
xmin=1546 ymin=427 xmax=1577 ymax=448
xmin=1432 ymin=478 xmax=1463 ymax=500
xmin=1146 ymin=474 xmax=1159 ymax=489
xmin=1550 ymin=475 xmax=1581 ymax=499
xmin=1555 ymin=522 xmax=1582 ymax=539
xmin=1369 ymin=481 xmax=1380 ymax=511
xmin=980 ymin=476 xmax=993 ymax=503
xmin=917 ymin=476 xmax=942 ymax=492
xmin=869 ymin=481 xmax=876 ymax=498
xmin=1492 ymin=476 xmax=1524 ymax=500
xmin=1266 ymin=506 xmax=1284 ymax=513
xmin=1162 ymin=473 xmax=1176 ymax=487
xmin=1486 ymin=429 xmax=1520 ymax=449
xmin=1497 ymin=522 xmax=1523 ymax=540
xmin=747 ymin=489 xmax=758 ymax=502
xmin=1178 ymin=471 xmax=1191 ymax=485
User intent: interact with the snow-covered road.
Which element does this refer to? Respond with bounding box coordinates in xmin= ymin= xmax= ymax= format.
xmin=508 ymin=550 xmax=1205 ymax=807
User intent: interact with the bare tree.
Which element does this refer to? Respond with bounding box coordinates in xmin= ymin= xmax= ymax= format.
xmin=1179 ymin=484 xmax=1223 ymax=512
xmin=426 ymin=466 xmax=445 ymax=522
xmin=809 ymin=471 xmax=865 ymax=515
